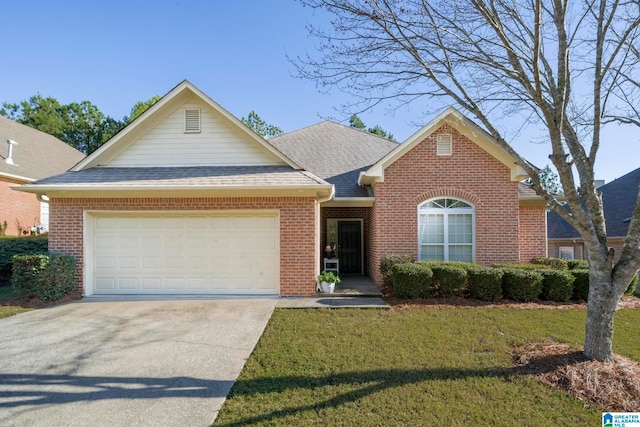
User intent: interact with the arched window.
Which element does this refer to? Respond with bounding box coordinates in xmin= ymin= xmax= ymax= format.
xmin=418 ymin=197 xmax=475 ymax=262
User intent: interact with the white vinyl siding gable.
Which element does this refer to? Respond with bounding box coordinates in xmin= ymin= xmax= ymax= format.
xmin=436 ymin=134 xmax=452 ymax=156
xmin=108 ymin=99 xmax=285 ymax=167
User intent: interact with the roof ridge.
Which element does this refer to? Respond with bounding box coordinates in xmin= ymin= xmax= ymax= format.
xmin=272 ymin=119 xmax=400 ymax=144
xmin=599 ymin=166 xmax=640 ymax=190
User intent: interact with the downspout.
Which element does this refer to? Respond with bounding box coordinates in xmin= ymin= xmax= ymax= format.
xmin=316 ymin=186 xmax=335 ymax=288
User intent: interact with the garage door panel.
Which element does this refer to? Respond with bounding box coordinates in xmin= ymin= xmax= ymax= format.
xmin=118 ymin=278 xmax=139 ymax=290
xmin=95 ymin=277 xmax=115 ymax=290
xmin=166 ymin=256 xmax=186 ymax=269
xmin=90 ymin=212 xmax=279 ymax=295
xmin=142 ymin=256 xmax=162 ymax=269
xmin=96 ymin=256 xmax=116 ymax=269
xmin=118 ymin=257 xmax=137 ymax=269
xmin=166 ymin=279 xmax=185 ymax=290
xmin=119 ymin=235 xmax=139 ymax=249
xmin=141 ymin=278 xmax=163 ymax=290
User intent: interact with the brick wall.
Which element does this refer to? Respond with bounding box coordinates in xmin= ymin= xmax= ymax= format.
xmin=370 ymin=123 xmax=525 ymax=284
xmin=321 ymin=207 xmax=371 ymax=275
xmin=519 ymin=204 xmax=548 ymax=262
xmin=48 ymin=196 xmax=319 ymax=296
xmin=0 ymin=179 xmax=41 ymax=236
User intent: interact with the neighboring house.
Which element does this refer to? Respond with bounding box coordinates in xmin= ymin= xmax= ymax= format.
xmin=548 ymin=167 xmax=640 ymax=260
xmin=17 ymin=80 xmax=547 ymax=297
xmin=0 ymin=117 xmax=85 ymax=236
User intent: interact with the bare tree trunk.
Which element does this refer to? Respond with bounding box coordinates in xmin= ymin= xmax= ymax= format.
xmin=584 ymin=267 xmax=617 ymax=361
xmin=583 ymin=248 xmax=630 ymax=362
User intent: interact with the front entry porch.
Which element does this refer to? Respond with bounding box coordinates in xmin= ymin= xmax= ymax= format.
xmin=328 ymin=275 xmax=382 ymax=297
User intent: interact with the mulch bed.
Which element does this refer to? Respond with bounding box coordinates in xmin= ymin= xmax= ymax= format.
xmin=513 ymin=341 xmax=640 ymax=412
xmin=0 ymin=292 xmax=81 ymax=309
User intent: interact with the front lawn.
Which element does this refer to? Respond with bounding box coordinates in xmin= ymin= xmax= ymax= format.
xmin=0 ymin=286 xmax=31 ymax=318
xmin=214 ymin=307 xmax=640 ymax=426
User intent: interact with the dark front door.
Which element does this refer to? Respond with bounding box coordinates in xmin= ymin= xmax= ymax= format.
xmin=338 ymin=220 xmax=362 ymax=274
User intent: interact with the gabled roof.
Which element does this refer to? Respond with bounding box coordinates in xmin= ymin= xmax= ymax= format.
xmin=72 ymin=80 xmax=300 ymax=171
xmin=548 ymin=167 xmax=640 ymax=239
xmin=358 ymin=107 xmax=528 ymax=186
xmin=0 ymin=116 xmax=84 ymax=182
xmin=270 ymin=121 xmax=398 ymax=198
xmin=16 ymin=81 xmax=333 ymax=200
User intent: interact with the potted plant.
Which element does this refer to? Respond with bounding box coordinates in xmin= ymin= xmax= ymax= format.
xmin=317 ymin=271 xmax=341 ymax=293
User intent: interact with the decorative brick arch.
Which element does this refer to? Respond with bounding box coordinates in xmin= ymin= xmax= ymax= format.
xmin=413 ymin=188 xmax=480 ymax=206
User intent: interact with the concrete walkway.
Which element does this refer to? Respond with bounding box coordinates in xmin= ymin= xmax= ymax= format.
xmin=0 ymin=299 xmax=277 ymax=427
xmin=278 ymin=276 xmax=389 ymax=308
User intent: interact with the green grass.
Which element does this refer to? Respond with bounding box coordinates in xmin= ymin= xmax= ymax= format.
xmin=214 ymin=307 xmax=640 ymax=426
xmin=0 ymin=286 xmax=31 ymax=318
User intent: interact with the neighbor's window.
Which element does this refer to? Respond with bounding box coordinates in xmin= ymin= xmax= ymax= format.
xmin=558 ymin=246 xmax=575 ymax=260
xmin=436 ymin=134 xmax=452 ymax=156
xmin=418 ymin=197 xmax=474 ymax=262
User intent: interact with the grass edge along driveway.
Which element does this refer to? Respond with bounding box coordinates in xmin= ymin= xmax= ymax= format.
xmin=214 ymin=307 xmax=640 ymax=426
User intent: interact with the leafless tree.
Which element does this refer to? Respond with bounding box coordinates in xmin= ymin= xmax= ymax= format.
xmin=295 ymin=0 xmax=640 ymax=362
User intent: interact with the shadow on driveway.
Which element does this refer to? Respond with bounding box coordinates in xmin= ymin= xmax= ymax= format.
xmin=0 ymin=373 xmax=232 ymax=407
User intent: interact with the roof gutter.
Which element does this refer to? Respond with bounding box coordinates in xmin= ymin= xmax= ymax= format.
xmin=0 ymin=171 xmax=34 ymax=183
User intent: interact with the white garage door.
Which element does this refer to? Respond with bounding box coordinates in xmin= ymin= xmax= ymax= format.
xmin=87 ymin=211 xmax=279 ymax=295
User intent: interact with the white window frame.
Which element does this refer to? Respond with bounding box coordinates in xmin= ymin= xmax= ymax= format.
xmin=558 ymin=246 xmax=575 ymax=260
xmin=418 ymin=197 xmax=475 ymax=262
xmin=436 ymin=134 xmax=452 ymax=156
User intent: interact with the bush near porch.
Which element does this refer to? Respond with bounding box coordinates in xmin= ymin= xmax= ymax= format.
xmin=382 ymin=254 xmax=639 ymax=302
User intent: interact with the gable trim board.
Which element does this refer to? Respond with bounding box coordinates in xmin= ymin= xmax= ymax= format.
xmin=359 ymin=107 xmax=528 ymax=185
xmin=72 ymin=80 xmax=300 ymax=171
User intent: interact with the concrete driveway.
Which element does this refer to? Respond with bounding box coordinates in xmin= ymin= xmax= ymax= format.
xmin=0 ymin=298 xmax=277 ymax=427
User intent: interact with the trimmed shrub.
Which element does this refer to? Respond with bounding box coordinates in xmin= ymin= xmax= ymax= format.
xmin=540 ymin=270 xmax=575 ymax=302
xmin=567 ymin=259 xmax=589 ymax=270
xmin=493 ymin=262 xmax=553 ymax=270
xmin=571 ymin=269 xmax=590 ymax=301
xmin=429 ymin=265 xmax=468 ymax=297
xmin=626 ymin=272 xmax=638 ymax=296
xmin=417 ymin=261 xmax=479 ymax=270
xmin=502 ymin=268 xmax=543 ymax=302
xmin=391 ymin=263 xmax=433 ymax=298
xmin=531 ymin=257 xmax=569 ymax=270
xmin=12 ymin=253 xmax=76 ymax=301
xmin=468 ymin=267 xmax=504 ymax=301
xmin=380 ymin=253 xmax=413 ymax=285
xmin=0 ymin=236 xmax=48 ymax=286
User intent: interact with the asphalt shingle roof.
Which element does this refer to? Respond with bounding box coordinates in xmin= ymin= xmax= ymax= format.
xmin=0 ymin=116 xmax=85 ymax=180
xmin=269 ymin=121 xmax=398 ymax=197
xmin=32 ymin=166 xmax=328 ymax=188
xmin=547 ymin=167 xmax=640 ymax=239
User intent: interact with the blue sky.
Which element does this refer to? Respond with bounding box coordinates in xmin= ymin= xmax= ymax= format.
xmin=1 ymin=1 xmax=637 ymax=183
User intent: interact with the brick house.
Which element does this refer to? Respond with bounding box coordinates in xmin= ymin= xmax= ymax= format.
xmin=0 ymin=117 xmax=85 ymax=236
xmin=547 ymin=167 xmax=640 ymax=260
xmin=17 ymin=81 xmax=547 ymax=296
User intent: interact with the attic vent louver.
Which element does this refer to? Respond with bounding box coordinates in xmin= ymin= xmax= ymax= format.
xmin=436 ymin=134 xmax=452 ymax=156
xmin=184 ymin=109 xmax=201 ymax=133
